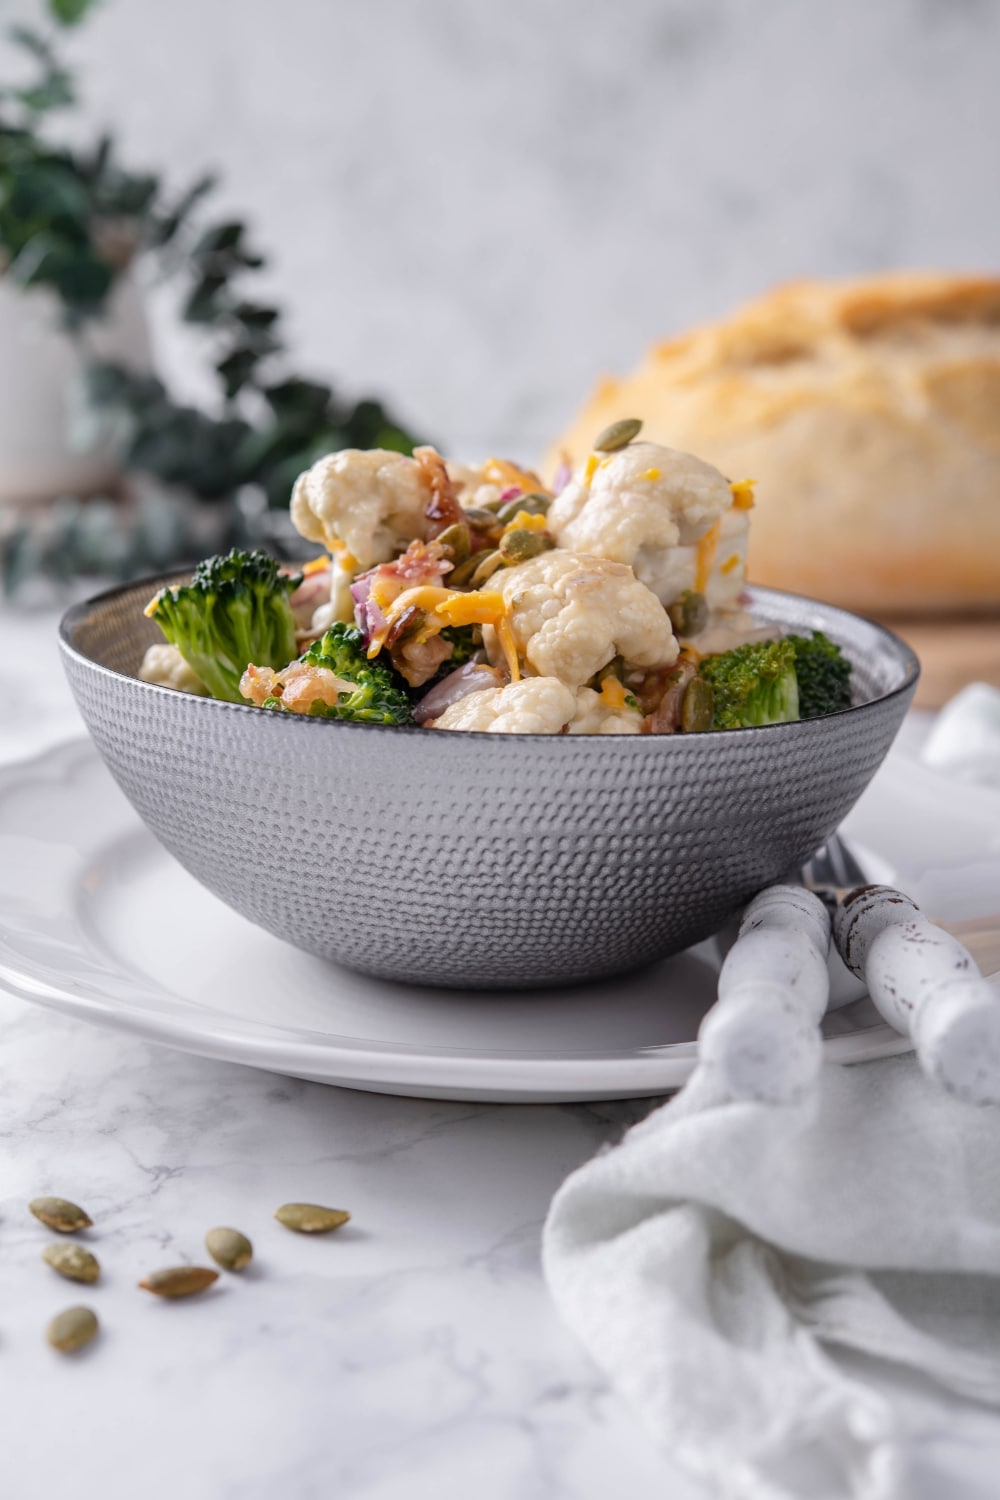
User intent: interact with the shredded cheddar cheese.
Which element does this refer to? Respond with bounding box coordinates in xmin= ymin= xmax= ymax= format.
xmin=695 ymin=520 xmax=722 ymax=594
xmin=584 ymin=454 xmax=599 ymax=483
xmin=482 ymin=457 xmax=547 ymax=494
xmin=302 ymin=554 xmax=331 ymax=576
xmin=367 ymin=584 xmax=522 ymax=682
xmin=600 ymin=676 xmax=627 ymax=710
xmin=730 ymin=479 xmax=756 ymax=510
xmin=502 ymin=511 xmax=549 ymax=535
xmin=720 ymin=553 xmax=741 ymax=576
xmin=642 ymin=468 xmax=662 ymax=481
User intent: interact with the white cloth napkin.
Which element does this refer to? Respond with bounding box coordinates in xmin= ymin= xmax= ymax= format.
xmin=543 ymin=686 xmax=1000 ymax=1500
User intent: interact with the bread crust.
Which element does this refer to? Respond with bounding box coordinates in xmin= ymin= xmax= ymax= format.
xmin=547 ymin=273 xmax=1000 ymax=614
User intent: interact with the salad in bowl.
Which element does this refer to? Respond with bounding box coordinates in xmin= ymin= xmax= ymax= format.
xmin=138 ymin=420 xmax=854 ymax=736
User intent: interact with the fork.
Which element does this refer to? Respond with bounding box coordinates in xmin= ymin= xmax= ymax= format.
xmin=702 ymin=835 xmax=1000 ymax=1107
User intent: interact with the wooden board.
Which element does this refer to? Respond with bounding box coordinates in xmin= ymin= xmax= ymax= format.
xmin=886 ymin=618 xmax=1000 ymax=710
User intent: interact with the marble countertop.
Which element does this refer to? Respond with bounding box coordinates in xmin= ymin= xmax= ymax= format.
xmin=0 ymin=604 xmax=703 ymax=1500
xmin=5 ymin=603 xmax=997 ymax=1500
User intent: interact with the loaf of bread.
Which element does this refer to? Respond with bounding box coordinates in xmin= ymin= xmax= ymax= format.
xmin=546 ymin=273 xmax=1000 ymax=614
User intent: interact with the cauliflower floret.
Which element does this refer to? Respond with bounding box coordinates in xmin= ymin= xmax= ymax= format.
xmin=648 ymin=505 xmax=751 ymax=618
xmin=547 ymin=442 xmax=733 ymax=606
xmin=567 ymin=686 xmax=643 ymax=735
xmin=290 ymin=449 xmax=432 ymax=570
xmin=138 ymin=643 xmax=208 ymax=696
xmin=430 ymin=677 xmax=576 ymax=734
xmin=488 ymin=550 xmax=677 ymax=687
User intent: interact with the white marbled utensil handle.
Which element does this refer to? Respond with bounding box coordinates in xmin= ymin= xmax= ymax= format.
xmin=697 ymin=885 xmax=831 ymax=1103
xmin=834 ymin=884 xmax=1000 ymax=1106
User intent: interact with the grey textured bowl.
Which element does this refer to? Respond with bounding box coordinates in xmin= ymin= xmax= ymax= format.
xmin=59 ymin=578 xmax=918 ymax=989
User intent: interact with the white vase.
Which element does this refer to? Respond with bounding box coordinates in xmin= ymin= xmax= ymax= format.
xmin=0 ymin=273 xmax=152 ymax=505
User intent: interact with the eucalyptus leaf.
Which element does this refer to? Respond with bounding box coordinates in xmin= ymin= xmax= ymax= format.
xmin=1 ymin=0 xmax=422 ymax=543
xmin=49 ymin=0 xmax=100 ymax=24
xmin=7 ymin=24 xmax=53 ymax=61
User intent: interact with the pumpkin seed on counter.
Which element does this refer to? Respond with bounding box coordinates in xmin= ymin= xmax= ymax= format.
xmin=43 ymin=1242 xmax=100 ymax=1284
xmin=274 ymin=1203 xmax=351 ymax=1235
xmin=46 ymin=1306 xmax=99 ymax=1353
xmin=205 ymin=1227 xmax=253 ymax=1272
xmin=138 ymin=1266 xmax=219 ymax=1299
xmin=30 ymin=1197 xmax=93 ymax=1233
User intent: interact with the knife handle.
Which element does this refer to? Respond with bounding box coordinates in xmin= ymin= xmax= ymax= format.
xmin=698 ymin=885 xmax=831 ymax=1103
xmin=834 ymin=885 xmax=1000 ymax=1105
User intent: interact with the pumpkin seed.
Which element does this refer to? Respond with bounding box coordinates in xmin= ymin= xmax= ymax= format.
xmin=205 ymin=1227 xmax=253 ymax=1272
xmin=462 ymin=506 xmax=502 ymax=528
xmin=447 ymin=553 xmax=483 ymax=588
xmin=470 ymin=550 xmax=506 ymax=586
xmin=43 ymin=1242 xmax=100 ymax=1284
xmin=138 ymin=1266 xmax=219 ymax=1298
xmin=274 ymin=1203 xmax=351 ymax=1234
xmin=46 ymin=1306 xmax=98 ymax=1353
xmin=434 ymin=522 xmax=471 ymax=565
xmin=496 ymin=492 xmax=551 ymax=525
xmin=668 ymin=589 xmax=709 ymax=638
xmin=499 ymin=529 xmax=554 ymax=564
xmin=30 ymin=1197 xmax=92 ymax=1233
xmin=680 ymin=676 xmax=714 ymax=733
xmin=593 ymin=417 xmax=642 ymax=453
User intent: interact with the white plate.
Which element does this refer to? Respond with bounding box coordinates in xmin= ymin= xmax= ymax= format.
xmin=1 ymin=740 xmax=997 ymax=1102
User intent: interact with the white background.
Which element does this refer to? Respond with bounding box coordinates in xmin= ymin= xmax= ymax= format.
xmin=3 ymin=0 xmax=998 ymax=457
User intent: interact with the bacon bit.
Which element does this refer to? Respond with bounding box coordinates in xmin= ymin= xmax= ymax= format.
xmin=730 ymin=479 xmax=756 ymax=510
xmin=643 ymin=656 xmax=699 ymax=734
xmin=390 ymin=632 xmax=454 ymax=688
xmin=415 ymin=445 xmax=465 ymax=534
xmin=361 ymin=541 xmax=453 ymax=636
xmin=240 ymin=663 xmax=282 ymax=706
xmin=239 ymin=660 xmax=354 ymax=713
xmin=278 ymin=664 xmax=351 ymax=713
xmin=382 ymin=604 xmax=422 ymax=651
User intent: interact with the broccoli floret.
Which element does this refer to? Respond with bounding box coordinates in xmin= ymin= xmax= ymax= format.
xmin=440 ymin=625 xmax=478 ymax=668
xmin=700 ymin=638 xmax=800 ymax=729
xmin=146 ymin=549 xmax=300 ymax=703
xmin=786 ymin=631 xmax=853 ymax=719
xmin=300 ymin=623 xmax=414 ymax=725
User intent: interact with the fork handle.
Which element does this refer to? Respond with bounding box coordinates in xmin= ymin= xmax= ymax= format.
xmin=698 ymin=885 xmax=831 ymax=1103
xmin=834 ymin=885 xmax=1000 ymax=1105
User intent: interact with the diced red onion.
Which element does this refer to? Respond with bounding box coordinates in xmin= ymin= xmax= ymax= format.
xmin=413 ymin=662 xmax=500 ymax=725
xmin=498 ymin=486 xmax=522 ymax=502
xmin=552 ymin=462 xmax=571 ymax=494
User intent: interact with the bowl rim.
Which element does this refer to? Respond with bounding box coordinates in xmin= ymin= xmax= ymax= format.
xmin=58 ymin=572 xmax=921 ymax=743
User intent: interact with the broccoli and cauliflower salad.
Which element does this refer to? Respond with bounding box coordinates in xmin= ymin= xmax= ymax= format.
xmin=140 ymin=420 xmax=854 ymax=734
